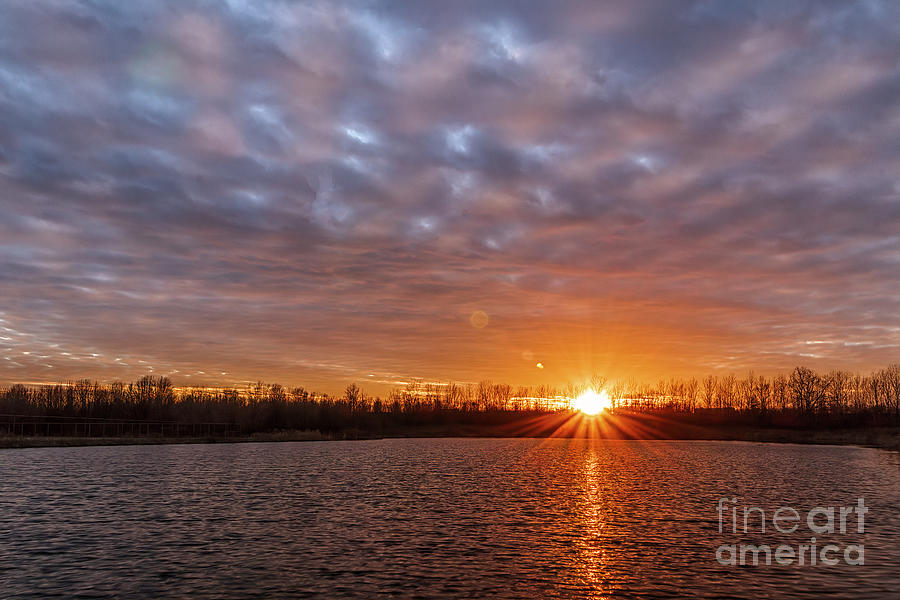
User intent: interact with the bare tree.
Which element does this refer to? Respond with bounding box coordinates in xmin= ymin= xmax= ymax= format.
xmin=702 ymin=375 xmax=716 ymax=409
xmin=685 ymin=378 xmax=699 ymax=412
xmin=789 ymin=367 xmax=824 ymax=414
xmin=345 ymin=383 xmax=362 ymax=407
xmin=882 ymin=364 xmax=900 ymax=418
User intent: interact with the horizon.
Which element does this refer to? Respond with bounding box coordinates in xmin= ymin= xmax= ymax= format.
xmin=2 ymin=0 xmax=899 ymax=396
xmin=5 ymin=362 xmax=899 ymax=402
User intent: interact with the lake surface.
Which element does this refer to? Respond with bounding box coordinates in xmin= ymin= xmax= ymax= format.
xmin=1 ymin=439 xmax=899 ymax=599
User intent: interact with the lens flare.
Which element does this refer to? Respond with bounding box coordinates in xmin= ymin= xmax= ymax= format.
xmin=469 ymin=310 xmax=489 ymax=329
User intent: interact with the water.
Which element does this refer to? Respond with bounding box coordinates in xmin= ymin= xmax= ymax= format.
xmin=1 ymin=439 xmax=898 ymax=599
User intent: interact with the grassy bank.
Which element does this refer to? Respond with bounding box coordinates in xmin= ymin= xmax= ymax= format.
xmin=722 ymin=427 xmax=900 ymax=452
xmin=377 ymin=424 xmax=900 ymax=452
xmin=1 ymin=425 xmax=898 ymax=451
xmin=0 ymin=429 xmax=332 ymax=449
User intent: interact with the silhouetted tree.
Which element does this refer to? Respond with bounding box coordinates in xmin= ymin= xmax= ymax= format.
xmin=790 ymin=367 xmax=823 ymax=415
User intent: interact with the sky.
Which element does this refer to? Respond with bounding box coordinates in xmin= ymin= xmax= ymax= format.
xmin=1 ymin=0 xmax=898 ymax=394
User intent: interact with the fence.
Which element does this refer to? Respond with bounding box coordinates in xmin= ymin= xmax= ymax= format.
xmin=0 ymin=414 xmax=240 ymax=438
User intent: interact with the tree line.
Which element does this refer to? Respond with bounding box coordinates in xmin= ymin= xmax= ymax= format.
xmin=1 ymin=365 xmax=899 ymax=436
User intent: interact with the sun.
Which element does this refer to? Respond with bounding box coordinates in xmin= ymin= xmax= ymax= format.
xmin=572 ymin=389 xmax=612 ymax=415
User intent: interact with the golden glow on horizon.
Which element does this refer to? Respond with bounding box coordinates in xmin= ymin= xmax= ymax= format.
xmin=572 ymin=389 xmax=611 ymax=415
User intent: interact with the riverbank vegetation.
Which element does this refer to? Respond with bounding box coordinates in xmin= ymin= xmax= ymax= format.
xmin=1 ymin=366 xmax=898 ymax=447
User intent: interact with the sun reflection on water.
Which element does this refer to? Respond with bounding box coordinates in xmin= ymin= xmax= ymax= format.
xmin=574 ymin=445 xmax=613 ymax=599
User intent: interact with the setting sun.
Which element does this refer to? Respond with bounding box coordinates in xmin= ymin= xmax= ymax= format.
xmin=572 ymin=389 xmax=612 ymax=415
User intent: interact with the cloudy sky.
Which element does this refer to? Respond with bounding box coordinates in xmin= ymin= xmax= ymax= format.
xmin=1 ymin=0 xmax=898 ymax=393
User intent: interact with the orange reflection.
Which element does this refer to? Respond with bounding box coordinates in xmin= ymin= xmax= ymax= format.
xmin=574 ymin=443 xmax=612 ymax=599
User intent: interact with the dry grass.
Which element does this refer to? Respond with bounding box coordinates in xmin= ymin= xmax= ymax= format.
xmin=1 ymin=427 xmax=897 ymax=451
xmin=0 ymin=430 xmax=329 ymax=449
xmin=731 ymin=427 xmax=900 ymax=452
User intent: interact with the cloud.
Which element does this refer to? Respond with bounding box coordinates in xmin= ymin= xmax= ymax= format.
xmin=0 ymin=0 xmax=898 ymax=392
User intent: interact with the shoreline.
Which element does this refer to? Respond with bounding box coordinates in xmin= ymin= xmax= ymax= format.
xmin=2 ymin=427 xmax=898 ymax=452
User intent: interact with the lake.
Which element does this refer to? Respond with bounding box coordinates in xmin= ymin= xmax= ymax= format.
xmin=1 ymin=439 xmax=899 ymax=598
